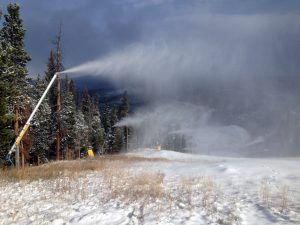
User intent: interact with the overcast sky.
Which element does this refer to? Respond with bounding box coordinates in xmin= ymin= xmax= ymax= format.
xmin=0 ymin=0 xmax=299 ymax=77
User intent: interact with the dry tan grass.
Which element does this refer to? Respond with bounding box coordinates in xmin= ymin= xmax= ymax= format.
xmin=0 ymin=155 xmax=169 ymax=206
xmin=279 ymin=185 xmax=289 ymax=212
xmin=179 ymin=176 xmax=194 ymax=206
xmin=127 ymin=172 xmax=165 ymax=200
xmin=259 ymin=179 xmax=271 ymax=206
xmin=259 ymin=180 xmax=292 ymax=213
xmin=0 ymin=160 xmax=105 ymax=182
xmin=103 ymin=168 xmax=165 ymax=202
xmin=0 ymin=155 xmax=168 ymax=183
xmin=200 ymin=176 xmax=216 ymax=208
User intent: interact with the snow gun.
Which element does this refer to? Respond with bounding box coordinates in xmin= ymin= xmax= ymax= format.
xmin=6 ymin=72 xmax=61 ymax=166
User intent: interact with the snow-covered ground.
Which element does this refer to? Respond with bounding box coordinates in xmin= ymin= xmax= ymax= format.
xmin=1 ymin=149 xmax=299 ymax=225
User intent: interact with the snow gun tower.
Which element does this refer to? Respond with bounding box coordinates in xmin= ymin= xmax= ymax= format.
xmin=7 ymin=72 xmax=61 ymax=169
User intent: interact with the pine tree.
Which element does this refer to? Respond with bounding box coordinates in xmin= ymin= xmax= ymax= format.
xmin=90 ymin=95 xmax=105 ymax=153
xmin=80 ymin=89 xmax=105 ymax=154
xmin=43 ymin=50 xmax=58 ymax=159
xmin=0 ymin=81 xmax=14 ymax=160
xmin=90 ymin=113 xmax=105 ymax=154
xmin=45 ymin=26 xmax=64 ymax=160
xmin=45 ymin=50 xmax=57 ymax=112
xmin=112 ymin=127 xmax=123 ymax=151
xmin=30 ymin=76 xmax=51 ymax=163
xmin=118 ymin=91 xmax=129 ymax=119
xmin=118 ymin=91 xmax=130 ymax=151
xmin=102 ymin=104 xmax=113 ymax=153
xmin=69 ymin=79 xmax=78 ymax=109
xmin=81 ymin=87 xmax=92 ymax=126
xmin=75 ymin=111 xmax=89 ymax=156
xmin=109 ymin=107 xmax=120 ymax=152
xmin=0 ymin=3 xmax=31 ymax=166
xmin=0 ymin=3 xmax=31 ymax=103
xmin=61 ymin=76 xmax=76 ymax=159
xmin=102 ymin=104 xmax=111 ymax=134
xmin=0 ymin=32 xmax=15 ymax=160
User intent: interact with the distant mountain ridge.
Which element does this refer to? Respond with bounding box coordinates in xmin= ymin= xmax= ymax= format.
xmin=73 ymin=76 xmax=146 ymax=110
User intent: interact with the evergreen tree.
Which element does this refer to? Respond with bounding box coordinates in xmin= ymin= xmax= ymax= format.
xmin=0 ymin=3 xmax=31 ymax=104
xmin=102 ymin=104 xmax=111 ymax=134
xmin=45 ymin=50 xmax=56 ymax=83
xmin=75 ymin=111 xmax=89 ymax=155
xmin=118 ymin=91 xmax=129 ymax=119
xmin=101 ymin=103 xmax=126 ymax=153
xmin=81 ymin=87 xmax=92 ymax=125
xmin=90 ymin=113 xmax=105 ymax=154
xmin=109 ymin=107 xmax=120 ymax=152
xmin=45 ymin=50 xmax=57 ymax=112
xmin=112 ymin=127 xmax=123 ymax=151
xmin=118 ymin=91 xmax=130 ymax=151
xmin=69 ymin=79 xmax=78 ymax=109
xmin=0 ymin=81 xmax=14 ymax=159
xmin=45 ymin=26 xmax=63 ymax=160
xmin=90 ymin=95 xmax=105 ymax=152
xmin=30 ymin=76 xmax=51 ymax=163
xmin=43 ymin=50 xmax=58 ymax=159
xmin=78 ymin=88 xmax=105 ymax=154
xmin=0 ymin=31 xmax=15 ymax=159
xmin=110 ymin=107 xmax=118 ymax=129
xmin=101 ymin=104 xmax=113 ymax=152
xmin=61 ymin=76 xmax=76 ymax=158
xmin=0 ymin=3 xmax=31 ymax=164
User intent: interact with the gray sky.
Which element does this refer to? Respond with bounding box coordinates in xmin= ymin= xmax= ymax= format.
xmin=0 ymin=0 xmax=299 ymax=77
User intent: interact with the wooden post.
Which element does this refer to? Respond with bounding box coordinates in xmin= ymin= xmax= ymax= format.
xmin=21 ymin=152 xmax=25 ymax=168
xmin=66 ymin=145 xmax=68 ymax=160
xmin=14 ymin=106 xmax=20 ymax=169
xmin=21 ymin=142 xmax=25 ymax=168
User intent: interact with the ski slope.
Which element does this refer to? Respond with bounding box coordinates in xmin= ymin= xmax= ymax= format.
xmin=1 ymin=149 xmax=299 ymax=225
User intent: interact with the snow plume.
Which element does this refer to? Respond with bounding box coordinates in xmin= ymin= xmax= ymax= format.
xmin=116 ymin=103 xmax=252 ymax=155
xmin=64 ymin=9 xmax=300 ymax=156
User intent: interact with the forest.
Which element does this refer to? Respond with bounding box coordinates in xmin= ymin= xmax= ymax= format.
xmin=0 ymin=3 xmax=130 ymax=167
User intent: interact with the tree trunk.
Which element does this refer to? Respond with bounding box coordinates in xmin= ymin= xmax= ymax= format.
xmin=56 ymin=133 xmax=60 ymax=160
xmin=66 ymin=146 xmax=68 ymax=160
xmin=14 ymin=105 xmax=20 ymax=169
xmin=56 ymin=74 xmax=61 ymax=160
xmin=21 ymin=152 xmax=25 ymax=168
xmin=21 ymin=142 xmax=25 ymax=168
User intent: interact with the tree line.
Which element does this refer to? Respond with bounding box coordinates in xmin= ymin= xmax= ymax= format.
xmin=0 ymin=3 xmax=130 ymax=166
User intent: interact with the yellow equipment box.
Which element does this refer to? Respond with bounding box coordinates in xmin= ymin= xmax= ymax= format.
xmin=87 ymin=148 xmax=95 ymax=157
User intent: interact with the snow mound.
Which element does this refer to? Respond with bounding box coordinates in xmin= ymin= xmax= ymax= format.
xmin=127 ymin=148 xmax=202 ymax=161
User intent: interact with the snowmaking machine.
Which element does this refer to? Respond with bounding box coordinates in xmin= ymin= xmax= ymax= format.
xmin=6 ymin=72 xmax=61 ymax=167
